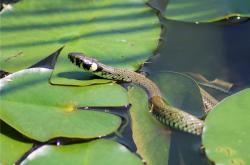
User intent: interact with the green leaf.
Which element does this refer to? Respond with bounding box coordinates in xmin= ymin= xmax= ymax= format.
xmin=160 ymin=0 xmax=250 ymax=22
xmin=0 ymin=0 xmax=160 ymax=72
xmin=0 ymin=68 xmax=128 ymax=141
xmin=128 ymin=85 xmax=171 ymax=165
xmin=149 ymin=71 xmax=205 ymax=117
xmin=128 ymin=72 xmax=204 ymax=165
xmin=202 ymin=89 xmax=250 ymax=164
xmin=0 ymin=134 xmax=32 ymax=165
xmin=20 ymin=139 xmax=143 ymax=165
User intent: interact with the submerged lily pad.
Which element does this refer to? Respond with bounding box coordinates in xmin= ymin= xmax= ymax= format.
xmin=128 ymin=72 xmax=205 ymax=165
xmin=149 ymin=71 xmax=205 ymax=117
xmin=203 ymin=89 xmax=250 ymax=164
xmin=0 ymin=0 xmax=160 ymax=73
xmin=159 ymin=0 xmax=250 ymax=22
xmin=128 ymin=85 xmax=171 ymax=165
xmin=21 ymin=139 xmax=143 ymax=165
xmin=0 ymin=68 xmax=128 ymax=141
xmin=0 ymin=134 xmax=32 ymax=165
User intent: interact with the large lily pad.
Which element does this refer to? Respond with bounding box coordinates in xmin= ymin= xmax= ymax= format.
xmin=202 ymin=89 xmax=250 ymax=164
xmin=157 ymin=0 xmax=250 ymax=22
xmin=21 ymin=139 xmax=143 ymax=165
xmin=0 ymin=0 xmax=160 ymax=73
xmin=0 ymin=133 xmax=32 ymax=165
xmin=0 ymin=68 xmax=128 ymax=141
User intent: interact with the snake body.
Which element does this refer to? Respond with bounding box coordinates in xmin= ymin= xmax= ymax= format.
xmin=68 ymin=53 xmax=217 ymax=135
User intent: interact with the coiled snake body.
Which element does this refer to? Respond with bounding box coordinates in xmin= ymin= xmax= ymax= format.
xmin=68 ymin=53 xmax=217 ymax=135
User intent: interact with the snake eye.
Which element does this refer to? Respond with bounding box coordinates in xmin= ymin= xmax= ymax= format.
xmin=89 ymin=62 xmax=98 ymax=71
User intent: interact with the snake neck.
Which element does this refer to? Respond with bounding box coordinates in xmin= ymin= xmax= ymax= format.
xmin=95 ymin=65 xmax=162 ymax=98
xmin=94 ymin=64 xmax=204 ymax=135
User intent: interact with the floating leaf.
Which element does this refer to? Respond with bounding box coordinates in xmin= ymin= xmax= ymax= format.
xmin=128 ymin=85 xmax=171 ymax=165
xmin=203 ymin=89 xmax=250 ymax=164
xmin=0 ymin=0 xmax=160 ymax=73
xmin=156 ymin=0 xmax=250 ymax=22
xmin=0 ymin=68 xmax=128 ymax=141
xmin=149 ymin=71 xmax=205 ymax=117
xmin=128 ymin=72 xmax=205 ymax=165
xmin=0 ymin=134 xmax=32 ymax=165
xmin=21 ymin=139 xmax=143 ymax=165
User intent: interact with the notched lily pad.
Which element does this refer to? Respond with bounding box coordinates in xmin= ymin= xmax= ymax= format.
xmin=21 ymin=139 xmax=143 ymax=165
xmin=0 ymin=0 xmax=160 ymax=74
xmin=203 ymin=89 xmax=250 ymax=164
xmin=128 ymin=85 xmax=171 ymax=165
xmin=0 ymin=68 xmax=129 ymax=141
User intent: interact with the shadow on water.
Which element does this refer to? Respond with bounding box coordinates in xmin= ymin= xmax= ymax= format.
xmin=168 ymin=132 xmax=212 ymax=165
xmin=220 ymin=19 xmax=250 ymax=91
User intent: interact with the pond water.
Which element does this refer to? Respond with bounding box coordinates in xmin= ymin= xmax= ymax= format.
xmin=141 ymin=17 xmax=250 ymax=165
xmin=97 ymin=16 xmax=250 ymax=165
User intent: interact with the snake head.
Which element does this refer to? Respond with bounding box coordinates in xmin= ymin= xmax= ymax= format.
xmin=68 ymin=52 xmax=103 ymax=72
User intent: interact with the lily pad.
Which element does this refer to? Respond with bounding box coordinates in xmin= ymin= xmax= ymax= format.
xmin=20 ymin=139 xmax=143 ymax=165
xmin=0 ymin=0 xmax=160 ymax=73
xmin=149 ymin=71 xmax=205 ymax=117
xmin=128 ymin=85 xmax=171 ymax=165
xmin=0 ymin=133 xmax=32 ymax=165
xmin=128 ymin=72 xmax=205 ymax=165
xmin=0 ymin=68 xmax=128 ymax=141
xmin=202 ymin=89 xmax=250 ymax=164
xmin=157 ymin=0 xmax=250 ymax=22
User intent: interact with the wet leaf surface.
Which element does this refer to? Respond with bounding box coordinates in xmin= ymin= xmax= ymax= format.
xmin=20 ymin=139 xmax=143 ymax=165
xmin=203 ymin=89 xmax=250 ymax=165
xmin=0 ymin=68 xmax=128 ymax=141
xmin=0 ymin=0 xmax=160 ymax=74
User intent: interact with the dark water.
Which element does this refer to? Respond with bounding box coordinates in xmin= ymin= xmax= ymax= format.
xmin=144 ymin=17 xmax=250 ymax=92
xmin=141 ymin=16 xmax=250 ymax=165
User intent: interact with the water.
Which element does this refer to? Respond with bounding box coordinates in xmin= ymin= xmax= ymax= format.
xmin=142 ymin=17 xmax=250 ymax=165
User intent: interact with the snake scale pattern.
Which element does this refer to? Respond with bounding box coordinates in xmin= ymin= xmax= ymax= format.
xmin=68 ymin=53 xmax=218 ymax=135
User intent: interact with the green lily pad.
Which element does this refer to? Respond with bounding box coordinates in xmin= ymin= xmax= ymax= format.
xmin=21 ymin=139 xmax=143 ymax=165
xmin=0 ymin=134 xmax=32 ymax=165
xmin=0 ymin=68 xmax=128 ymax=141
xmin=202 ymin=89 xmax=250 ymax=164
xmin=128 ymin=85 xmax=171 ymax=165
xmin=159 ymin=0 xmax=250 ymax=22
xmin=0 ymin=0 xmax=160 ymax=73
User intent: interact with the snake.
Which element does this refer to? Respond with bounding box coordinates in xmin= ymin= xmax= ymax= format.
xmin=68 ymin=52 xmax=218 ymax=135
